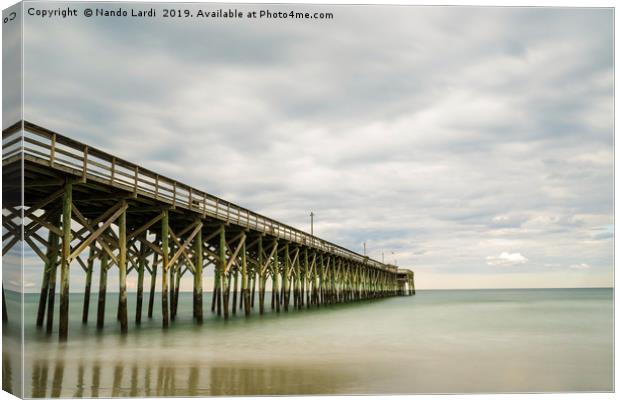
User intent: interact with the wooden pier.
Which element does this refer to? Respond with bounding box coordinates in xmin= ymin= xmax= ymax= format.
xmin=2 ymin=121 xmax=415 ymax=341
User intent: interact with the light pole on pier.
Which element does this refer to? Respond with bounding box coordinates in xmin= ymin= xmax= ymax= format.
xmin=310 ymin=211 xmax=314 ymax=236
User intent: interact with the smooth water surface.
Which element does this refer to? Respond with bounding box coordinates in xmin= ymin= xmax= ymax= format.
xmin=3 ymin=288 xmax=613 ymax=397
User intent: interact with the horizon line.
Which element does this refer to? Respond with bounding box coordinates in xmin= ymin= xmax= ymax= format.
xmin=6 ymin=286 xmax=614 ymax=295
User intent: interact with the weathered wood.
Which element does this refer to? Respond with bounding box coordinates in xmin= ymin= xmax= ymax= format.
xmin=118 ymin=202 xmax=128 ymax=334
xmin=59 ymin=182 xmax=72 ymax=341
xmin=128 ymin=211 xmax=164 ymax=240
xmin=231 ymin=268 xmax=238 ymax=315
xmin=161 ymin=209 xmax=170 ymax=328
xmin=211 ymin=267 xmax=219 ymax=314
xmin=241 ymin=237 xmax=250 ymax=316
xmin=283 ymin=243 xmax=289 ymax=312
xmin=148 ymin=249 xmax=159 ymax=319
xmin=71 ymin=204 xmax=120 ymax=266
xmin=37 ymin=212 xmax=60 ymax=328
xmin=172 ymin=264 xmax=181 ymax=319
xmin=250 ymin=270 xmax=256 ymax=309
xmin=169 ymin=262 xmax=176 ymax=321
xmin=81 ymin=245 xmax=95 ymax=324
xmin=258 ymin=236 xmax=266 ymax=315
xmin=273 ymin=243 xmax=280 ymax=313
xmin=14 ymin=123 xmax=416 ymax=339
xmin=135 ymin=233 xmax=146 ymax=324
xmin=168 ymin=222 xmax=202 ymax=269
xmin=220 ymin=227 xmax=229 ymax=319
xmin=69 ymin=201 xmax=127 ymax=262
xmin=193 ymin=225 xmax=203 ymax=323
xmin=96 ymin=253 xmax=108 ymax=330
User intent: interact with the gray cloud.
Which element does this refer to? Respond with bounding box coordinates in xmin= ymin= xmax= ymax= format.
xmin=15 ymin=4 xmax=613 ymax=290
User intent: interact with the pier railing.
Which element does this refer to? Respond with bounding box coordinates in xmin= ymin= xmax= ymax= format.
xmin=3 ymin=121 xmax=397 ymax=273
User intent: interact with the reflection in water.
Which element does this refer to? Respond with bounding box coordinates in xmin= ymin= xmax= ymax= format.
xmin=21 ymin=290 xmax=614 ymax=396
xmin=74 ymin=363 xmax=85 ymax=398
xmin=91 ymin=364 xmax=101 ymax=398
xmin=31 ymin=360 xmax=48 ymax=397
xmin=51 ymin=360 xmax=64 ymax=397
xmin=28 ymin=358 xmax=349 ymax=397
xmin=2 ymin=352 xmax=13 ymax=394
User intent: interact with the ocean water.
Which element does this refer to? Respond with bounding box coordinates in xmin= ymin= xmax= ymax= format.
xmin=2 ymin=288 xmax=614 ymax=397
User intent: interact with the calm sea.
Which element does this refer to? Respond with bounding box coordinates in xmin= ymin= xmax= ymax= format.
xmin=2 ymin=288 xmax=613 ymax=396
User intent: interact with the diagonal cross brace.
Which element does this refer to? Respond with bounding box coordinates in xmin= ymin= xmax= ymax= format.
xmin=168 ymin=222 xmax=202 ymax=273
xmin=224 ymin=233 xmax=246 ymax=274
xmin=69 ymin=201 xmax=127 ymax=262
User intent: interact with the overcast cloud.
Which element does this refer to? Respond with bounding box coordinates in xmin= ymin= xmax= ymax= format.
xmin=15 ymin=4 xmax=613 ymax=290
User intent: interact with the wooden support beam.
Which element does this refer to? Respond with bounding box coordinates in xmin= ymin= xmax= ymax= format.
xmin=224 ymin=234 xmax=246 ymax=274
xmin=37 ymin=212 xmax=60 ymax=328
xmin=59 ymin=182 xmax=72 ymax=342
xmin=81 ymin=246 xmax=95 ymax=324
xmin=220 ymin=227 xmax=229 ymax=319
xmin=172 ymin=262 xmax=181 ymax=320
xmin=161 ymin=210 xmax=170 ymax=328
xmin=27 ymin=213 xmax=62 ymax=237
xmin=135 ymin=233 xmax=147 ymax=324
xmin=72 ymin=206 xmax=120 ymax=266
xmin=241 ymin=234 xmax=250 ymax=316
xmin=193 ymin=224 xmax=203 ymax=323
xmin=258 ymin=236 xmax=266 ymax=315
xmin=283 ymin=243 xmax=290 ymax=312
xmin=97 ymin=253 xmax=108 ymax=330
xmin=138 ymin=235 xmax=163 ymax=256
xmin=23 ymin=187 xmax=65 ymax=220
xmin=45 ymin=225 xmax=61 ymax=334
xmin=211 ymin=227 xmax=223 ymax=315
xmin=272 ymin=241 xmax=280 ymax=313
xmin=69 ymin=201 xmax=127 ymax=262
xmin=148 ymin=249 xmax=159 ymax=319
xmin=118 ymin=201 xmax=128 ymax=334
xmin=232 ymin=268 xmax=238 ymax=316
xmin=168 ymin=222 xmax=201 ymax=271
xmin=128 ymin=211 xmax=164 ymax=240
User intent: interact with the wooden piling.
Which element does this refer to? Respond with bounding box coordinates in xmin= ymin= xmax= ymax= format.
xmin=258 ymin=236 xmax=265 ymax=315
xmin=232 ymin=269 xmax=238 ymax=315
xmin=211 ymin=265 xmax=218 ymax=313
xmin=58 ymin=182 xmax=72 ymax=341
xmin=169 ymin=263 xmax=176 ymax=321
xmin=38 ymin=213 xmax=60 ymax=328
xmin=193 ymin=225 xmax=203 ymax=322
xmin=36 ymin=261 xmax=50 ymax=327
xmin=161 ymin=210 xmax=170 ymax=328
xmin=135 ymin=234 xmax=146 ymax=324
xmin=219 ymin=227 xmax=229 ymax=319
xmin=147 ymin=249 xmax=158 ymax=319
xmin=241 ymin=237 xmax=250 ymax=316
xmin=250 ymin=270 xmax=256 ymax=309
xmin=172 ymin=264 xmax=181 ymax=320
xmin=81 ymin=245 xmax=95 ymax=324
xmin=96 ymin=253 xmax=108 ymax=330
xmin=11 ymin=124 xmax=417 ymax=341
xmin=118 ymin=202 xmax=128 ymax=334
xmin=273 ymin=244 xmax=280 ymax=313
xmin=283 ymin=243 xmax=289 ymax=312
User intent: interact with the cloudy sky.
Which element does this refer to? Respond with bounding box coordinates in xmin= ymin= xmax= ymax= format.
xmin=12 ymin=4 xmax=614 ymax=290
